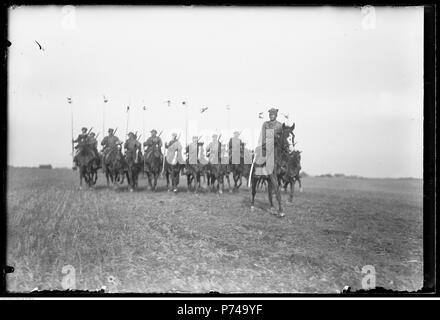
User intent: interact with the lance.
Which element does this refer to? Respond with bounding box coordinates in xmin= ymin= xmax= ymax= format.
xmin=102 ymin=95 xmax=108 ymax=135
xmin=125 ymin=104 xmax=130 ymax=137
xmin=114 ymin=127 xmax=118 ymax=135
xmin=67 ymin=96 xmax=74 ymax=162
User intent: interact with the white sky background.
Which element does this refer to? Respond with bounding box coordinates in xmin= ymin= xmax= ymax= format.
xmin=8 ymin=6 xmax=423 ymax=178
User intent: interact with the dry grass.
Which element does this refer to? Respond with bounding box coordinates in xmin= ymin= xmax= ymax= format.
xmin=6 ymin=168 xmax=423 ymax=293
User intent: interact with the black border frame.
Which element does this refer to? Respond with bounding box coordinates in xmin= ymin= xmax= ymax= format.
xmin=0 ymin=2 xmax=437 ymax=300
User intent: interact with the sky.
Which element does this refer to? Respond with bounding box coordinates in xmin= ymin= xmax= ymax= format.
xmin=7 ymin=6 xmax=424 ymax=178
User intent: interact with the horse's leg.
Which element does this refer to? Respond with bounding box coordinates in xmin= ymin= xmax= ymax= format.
xmin=172 ymin=169 xmax=178 ymax=192
xmin=288 ymin=178 xmax=294 ymax=202
xmin=237 ymin=172 xmax=242 ymax=190
xmin=165 ymin=171 xmax=170 ymax=191
xmin=298 ymin=177 xmax=303 ymax=192
xmin=153 ymin=172 xmax=158 ymax=191
xmin=250 ymin=176 xmax=257 ymax=210
xmin=79 ymin=168 xmax=83 ymax=190
xmin=146 ymin=172 xmax=153 ymax=191
xmin=128 ymin=169 xmax=133 ymax=192
xmin=186 ymin=174 xmax=192 ymax=192
xmin=225 ymin=173 xmax=232 ymax=193
xmin=268 ymin=179 xmax=274 ymax=210
xmin=197 ymin=172 xmax=202 ymax=191
xmin=270 ymin=174 xmax=283 ymax=216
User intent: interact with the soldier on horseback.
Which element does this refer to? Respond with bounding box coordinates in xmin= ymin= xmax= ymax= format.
xmin=124 ymin=132 xmax=143 ymax=191
xmin=87 ymin=132 xmax=100 ymax=167
xmin=165 ymin=133 xmax=184 ymax=164
xmin=144 ymin=129 xmax=163 ymax=163
xmin=228 ymin=131 xmax=245 ymax=164
xmin=72 ymin=127 xmax=89 ymax=169
xmin=186 ymin=136 xmax=205 ymax=165
xmin=260 ymin=108 xmax=283 ymax=155
xmin=206 ymin=134 xmax=222 ymax=164
xmin=101 ymin=128 xmax=122 ymax=173
xmin=124 ymin=132 xmax=142 ymax=153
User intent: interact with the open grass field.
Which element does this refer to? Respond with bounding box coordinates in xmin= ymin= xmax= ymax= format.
xmin=6 ymin=167 xmax=423 ymax=293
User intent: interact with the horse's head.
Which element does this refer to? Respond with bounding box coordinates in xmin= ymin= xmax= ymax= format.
xmin=279 ymin=123 xmax=295 ymax=152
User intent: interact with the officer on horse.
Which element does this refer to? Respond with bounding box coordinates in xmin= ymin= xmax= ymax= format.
xmin=228 ymin=131 xmax=245 ymax=164
xmin=206 ymin=134 xmax=222 ymax=163
xmin=144 ymin=129 xmax=163 ymax=163
xmin=72 ymin=127 xmax=90 ymax=169
xmin=124 ymin=132 xmax=142 ymax=153
xmin=86 ymin=132 xmax=100 ymax=166
xmin=101 ymin=128 xmax=122 ymax=173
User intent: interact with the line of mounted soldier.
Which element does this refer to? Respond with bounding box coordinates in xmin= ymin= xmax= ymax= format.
xmin=72 ymin=108 xmax=302 ymax=216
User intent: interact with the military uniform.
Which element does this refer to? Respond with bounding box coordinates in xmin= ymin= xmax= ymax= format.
xmin=86 ymin=134 xmax=100 ymax=162
xmin=255 ymin=108 xmax=283 ymax=165
xmin=101 ymin=132 xmax=122 ymax=172
xmin=206 ymin=139 xmax=222 ymax=164
xmin=73 ymin=133 xmax=88 ymax=148
xmin=228 ymin=134 xmax=245 ymax=164
xmin=144 ymin=134 xmax=163 ymax=160
xmin=165 ymin=138 xmax=184 ymax=165
xmin=124 ymin=136 xmax=142 ymax=152
xmin=186 ymin=138 xmax=205 ymax=164
xmin=72 ymin=128 xmax=89 ymax=167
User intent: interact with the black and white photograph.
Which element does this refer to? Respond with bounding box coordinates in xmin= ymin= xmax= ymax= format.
xmin=4 ymin=5 xmax=433 ymax=296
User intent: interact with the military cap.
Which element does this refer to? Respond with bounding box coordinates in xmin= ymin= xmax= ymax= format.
xmin=128 ymin=132 xmax=135 ymax=136
xmin=108 ymin=128 xmax=114 ymax=132
xmin=233 ymin=131 xmax=240 ymax=136
xmin=171 ymin=133 xmax=177 ymax=138
xmin=268 ymin=108 xmax=278 ymax=115
xmin=89 ymin=132 xmax=95 ymax=136
xmin=81 ymin=127 xmax=87 ymax=131
xmin=151 ymin=129 xmax=157 ymax=134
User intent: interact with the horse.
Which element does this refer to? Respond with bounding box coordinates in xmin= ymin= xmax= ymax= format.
xmin=104 ymin=146 xmax=127 ymax=188
xmin=278 ymin=150 xmax=302 ymax=201
xmin=228 ymin=151 xmax=248 ymax=192
xmin=206 ymin=161 xmax=228 ymax=194
xmin=89 ymin=151 xmax=101 ymax=186
xmin=164 ymin=156 xmax=183 ymax=193
xmin=250 ymin=123 xmax=294 ymax=217
xmin=144 ymin=145 xmax=162 ymax=191
xmin=75 ymin=143 xmax=96 ymax=189
xmin=125 ymin=148 xmax=143 ymax=192
xmin=184 ymin=162 xmax=205 ymax=192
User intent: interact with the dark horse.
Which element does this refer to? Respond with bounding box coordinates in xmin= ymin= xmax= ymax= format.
xmin=125 ymin=148 xmax=143 ymax=192
xmin=250 ymin=123 xmax=294 ymax=217
xmin=144 ymin=145 xmax=162 ymax=191
xmin=164 ymin=156 xmax=183 ymax=193
xmin=206 ymin=161 xmax=228 ymax=194
xmin=183 ymin=143 xmax=206 ymax=193
xmin=104 ymin=146 xmax=127 ymax=188
xmin=278 ymin=150 xmax=302 ymax=201
xmin=184 ymin=162 xmax=205 ymax=192
xmin=229 ymin=148 xmax=252 ymax=192
xmin=75 ymin=143 xmax=96 ymax=189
